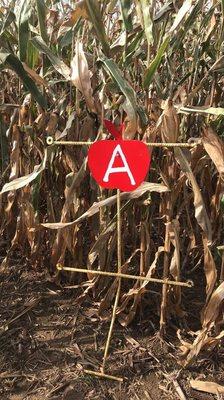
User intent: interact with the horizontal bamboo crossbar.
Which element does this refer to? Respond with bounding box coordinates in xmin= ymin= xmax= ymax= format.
xmin=84 ymin=369 xmax=123 ymax=382
xmin=56 ymin=265 xmax=193 ymax=288
xmin=46 ymin=136 xmax=197 ymax=147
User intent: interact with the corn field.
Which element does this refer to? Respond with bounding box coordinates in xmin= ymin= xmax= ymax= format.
xmin=0 ymin=0 xmax=224 ymax=398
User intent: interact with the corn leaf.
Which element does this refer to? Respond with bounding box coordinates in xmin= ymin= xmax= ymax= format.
xmin=178 ymin=106 xmax=224 ymax=116
xmin=71 ymin=41 xmax=96 ymax=113
xmin=202 ymin=126 xmax=224 ymax=177
xmin=1 ymin=150 xmax=47 ymax=194
xmin=120 ymin=0 xmax=133 ymax=32
xmin=100 ymin=56 xmax=138 ymax=137
xmin=17 ymin=0 xmax=32 ymax=62
xmin=85 ymin=0 xmax=110 ymax=56
xmin=31 ymin=36 xmax=71 ymax=79
xmin=139 ymin=0 xmax=153 ymax=46
xmin=0 ymin=10 xmax=15 ymax=35
xmin=144 ymin=36 xmax=170 ymax=88
xmin=42 ymin=182 xmax=169 ymax=229
xmin=0 ymin=51 xmax=47 ymax=109
xmin=36 ymin=0 xmax=48 ymax=44
xmin=174 ymin=147 xmax=212 ymax=244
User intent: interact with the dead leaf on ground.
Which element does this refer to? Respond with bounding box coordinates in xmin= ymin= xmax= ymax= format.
xmin=179 ymin=281 xmax=224 ymax=366
xmin=190 ymin=380 xmax=224 ymax=395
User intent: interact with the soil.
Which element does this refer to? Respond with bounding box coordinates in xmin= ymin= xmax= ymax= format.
xmin=0 ymin=249 xmax=224 ymax=400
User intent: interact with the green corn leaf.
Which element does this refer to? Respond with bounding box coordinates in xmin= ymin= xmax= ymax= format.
xmin=100 ymin=56 xmax=141 ymax=137
xmin=58 ymin=27 xmax=73 ymax=50
xmin=17 ymin=0 xmax=32 ymax=62
xmin=120 ymin=0 xmax=133 ymax=32
xmin=171 ymin=0 xmax=203 ymax=51
xmin=100 ymin=56 xmax=137 ymax=115
xmin=101 ymin=56 xmax=136 ymax=104
xmin=85 ymin=0 xmax=110 ymax=56
xmin=222 ymin=0 xmax=224 ymax=14
xmin=0 ymin=115 xmax=9 ymax=174
xmin=139 ymin=0 xmax=153 ymax=46
xmin=0 ymin=51 xmax=47 ymax=109
xmin=36 ymin=0 xmax=48 ymax=44
xmin=126 ymin=31 xmax=143 ymax=56
xmin=143 ymin=36 xmax=170 ymax=88
xmin=144 ymin=0 xmax=193 ymax=88
xmin=220 ymin=0 xmax=224 ymax=44
xmin=0 ymin=10 xmax=15 ymax=36
xmin=26 ymin=41 xmax=39 ymax=69
xmin=31 ymin=36 xmax=71 ymax=79
xmin=58 ymin=19 xmax=82 ymax=51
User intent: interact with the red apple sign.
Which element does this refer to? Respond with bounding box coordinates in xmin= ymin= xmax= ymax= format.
xmin=88 ymin=120 xmax=151 ymax=192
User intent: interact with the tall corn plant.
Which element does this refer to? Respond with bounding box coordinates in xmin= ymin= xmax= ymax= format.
xmin=0 ymin=0 xmax=224 ymax=366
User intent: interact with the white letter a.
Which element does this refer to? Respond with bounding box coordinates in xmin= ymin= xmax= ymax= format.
xmin=103 ymin=144 xmax=136 ymax=185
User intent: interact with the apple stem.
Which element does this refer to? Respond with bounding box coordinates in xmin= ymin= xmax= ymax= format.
xmin=103 ymin=119 xmax=122 ymax=140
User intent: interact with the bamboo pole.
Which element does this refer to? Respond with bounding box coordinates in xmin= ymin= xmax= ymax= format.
xmin=46 ymin=136 xmax=197 ymax=148
xmin=56 ymin=265 xmax=193 ymax=288
xmin=84 ymin=369 xmax=123 ymax=382
xmin=102 ymin=189 xmax=122 ymax=371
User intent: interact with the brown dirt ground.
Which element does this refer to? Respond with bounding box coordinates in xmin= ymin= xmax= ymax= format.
xmin=0 ymin=248 xmax=224 ymax=400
